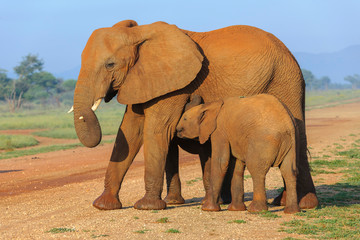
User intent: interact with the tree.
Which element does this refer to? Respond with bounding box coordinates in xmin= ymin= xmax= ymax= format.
xmin=0 ymin=69 xmax=13 ymax=101
xmin=7 ymin=54 xmax=44 ymax=111
xmin=24 ymin=71 xmax=60 ymax=100
xmin=302 ymin=69 xmax=316 ymax=91
xmin=319 ymin=76 xmax=331 ymax=91
xmin=62 ymin=79 xmax=76 ymax=92
xmin=344 ymin=74 xmax=360 ymax=89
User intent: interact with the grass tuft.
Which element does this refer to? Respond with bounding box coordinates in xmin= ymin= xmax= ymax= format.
xmin=46 ymin=227 xmax=76 ymax=234
xmin=227 ymin=219 xmax=246 ymax=224
xmin=156 ymin=217 xmax=169 ymax=223
xmin=134 ymin=229 xmax=151 ymax=234
xmin=166 ymin=228 xmax=181 ymax=233
xmin=253 ymin=210 xmax=281 ymax=218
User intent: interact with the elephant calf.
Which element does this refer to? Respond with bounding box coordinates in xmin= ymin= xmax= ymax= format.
xmin=176 ymin=94 xmax=301 ymax=214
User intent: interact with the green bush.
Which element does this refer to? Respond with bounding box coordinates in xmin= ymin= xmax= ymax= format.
xmin=0 ymin=135 xmax=39 ymax=150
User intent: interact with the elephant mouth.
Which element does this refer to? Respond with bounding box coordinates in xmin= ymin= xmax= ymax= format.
xmin=104 ymin=83 xmax=118 ymax=103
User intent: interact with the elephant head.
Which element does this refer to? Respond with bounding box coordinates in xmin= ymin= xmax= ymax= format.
xmin=177 ymin=100 xmax=223 ymax=144
xmin=73 ymin=20 xmax=203 ymax=147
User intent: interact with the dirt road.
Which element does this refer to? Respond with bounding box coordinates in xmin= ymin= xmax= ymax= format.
xmin=1 ymin=101 xmax=360 ymax=239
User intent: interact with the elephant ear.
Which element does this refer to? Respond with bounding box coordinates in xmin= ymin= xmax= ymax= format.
xmin=199 ymin=100 xmax=224 ymax=144
xmin=184 ymin=95 xmax=203 ymax=112
xmin=117 ymin=22 xmax=204 ymax=105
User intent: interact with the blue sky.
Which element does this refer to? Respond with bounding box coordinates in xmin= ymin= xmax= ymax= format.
xmin=1 ymin=0 xmax=360 ymax=78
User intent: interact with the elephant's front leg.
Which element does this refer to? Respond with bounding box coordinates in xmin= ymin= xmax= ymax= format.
xmin=134 ymin=94 xmax=189 ymax=210
xmin=164 ymin=139 xmax=185 ymax=205
xmin=93 ymin=105 xmax=144 ymax=210
xmin=202 ymin=134 xmax=231 ymax=212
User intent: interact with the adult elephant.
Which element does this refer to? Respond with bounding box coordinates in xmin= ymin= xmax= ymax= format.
xmin=73 ymin=20 xmax=318 ymax=210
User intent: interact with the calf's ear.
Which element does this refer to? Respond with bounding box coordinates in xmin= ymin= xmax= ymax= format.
xmin=199 ymin=100 xmax=223 ymax=144
xmin=184 ymin=95 xmax=203 ymax=112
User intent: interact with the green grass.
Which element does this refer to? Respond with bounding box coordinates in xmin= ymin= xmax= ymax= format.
xmin=166 ymin=228 xmax=181 ymax=233
xmin=255 ymin=210 xmax=281 ymax=219
xmin=91 ymin=234 xmax=110 ymax=238
xmin=156 ymin=217 xmax=169 ymax=223
xmin=46 ymin=227 xmax=76 ymax=233
xmin=0 ymin=134 xmax=39 ymax=150
xmin=33 ymin=125 xmax=120 ymax=139
xmin=337 ymin=148 xmax=360 ymax=159
xmin=227 ymin=219 xmax=247 ymax=224
xmin=186 ymin=177 xmax=202 ymax=185
xmin=280 ymin=143 xmax=360 ymax=239
xmin=0 ymin=102 xmax=125 ymax=134
xmin=33 ymin=128 xmax=78 ymax=139
xmin=134 ymin=229 xmax=151 ymax=234
xmin=305 ymin=89 xmax=360 ymax=110
xmin=0 ymin=139 xmax=114 ymax=160
xmin=0 ymin=143 xmax=81 ymax=160
xmin=280 ymin=206 xmax=360 ymax=239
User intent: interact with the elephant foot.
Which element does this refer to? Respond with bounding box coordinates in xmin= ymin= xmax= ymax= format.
xmin=248 ymin=201 xmax=268 ymax=213
xmin=284 ymin=204 xmax=301 ymax=214
xmin=164 ymin=193 xmax=185 ymax=205
xmin=272 ymin=190 xmax=286 ymax=206
xmin=228 ymin=202 xmax=246 ymax=211
xmin=202 ymin=201 xmax=221 ymax=211
xmin=134 ymin=196 xmax=166 ymax=210
xmin=200 ymin=193 xmax=210 ymax=205
xmin=93 ymin=191 xmax=122 ymax=210
xmin=299 ymin=192 xmax=318 ymax=209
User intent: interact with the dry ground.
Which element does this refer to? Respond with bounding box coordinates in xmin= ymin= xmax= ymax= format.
xmin=1 ymin=101 xmax=360 ymax=239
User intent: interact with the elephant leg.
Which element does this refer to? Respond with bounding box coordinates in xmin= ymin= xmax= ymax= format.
xmin=164 ymin=139 xmax=185 ymax=205
xmin=228 ymin=159 xmax=246 ymax=211
xmin=93 ymin=105 xmax=144 ymax=210
xmin=134 ymin=93 xmax=189 ymax=210
xmin=202 ymin=135 xmax=230 ymax=212
xmin=199 ymin=142 xmax=211 ymax=204
xmin=280 ymin=154 xmax=301 ymax=214
xmin=220 ymin=158 xmax=233 ymax=204
xmin=272 ymin=120 xmax=318 ymax=209
xmin=296 ymin=121 xmax=318 ymax=208
xmin=268 ymin=80 xmax=318 ymax=209
xmin=246 ymin=152 xmax=270 ymax=213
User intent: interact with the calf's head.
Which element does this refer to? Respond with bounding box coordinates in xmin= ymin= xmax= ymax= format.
xmin=176 ymin=100 xmax=223 ymax=144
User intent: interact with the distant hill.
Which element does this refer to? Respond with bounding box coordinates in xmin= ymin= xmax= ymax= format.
xmin=293 ymin=45 xmax=360 ymax=83
xmin=56 ymin=65 xmax=81 ymax=80
xmin=56 ymin=45 xmax=360 ymax=84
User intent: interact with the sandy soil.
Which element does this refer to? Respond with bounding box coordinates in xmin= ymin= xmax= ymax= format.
xmin=1 ymin=101 xmax=360 ymax=239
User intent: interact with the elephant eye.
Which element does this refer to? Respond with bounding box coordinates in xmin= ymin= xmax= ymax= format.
xmin=105 ymin=62 xmax=115 ymax=70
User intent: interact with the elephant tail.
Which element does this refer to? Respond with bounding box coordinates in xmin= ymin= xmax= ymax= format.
xmin=288 ymin=107 xmax=300 ymax=176
xmin=279 ymin=99 xmax=299 ymax=176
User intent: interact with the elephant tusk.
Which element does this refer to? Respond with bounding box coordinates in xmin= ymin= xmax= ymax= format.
xmin=79 ymin=116 xmax=84 ymax=120
xmin=91 ymin=99 xmax=102 ymax=112
xmin=67 ymin=106 xmax=74 ymax=113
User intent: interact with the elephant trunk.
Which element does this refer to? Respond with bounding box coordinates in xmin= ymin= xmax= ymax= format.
xmin=73 ymin=80 xmax=102 ymax=148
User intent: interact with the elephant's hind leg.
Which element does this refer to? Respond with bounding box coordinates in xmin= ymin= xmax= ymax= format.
xmin=280 ymin=152 xmax=301 ymax=214
xmin=228 ymin=159 xmax=246 ymax=211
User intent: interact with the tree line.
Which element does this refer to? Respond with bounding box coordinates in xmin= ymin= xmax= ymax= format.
xmin=0 ymin=54 xmax=76 ymax=112
xmin=302 ymin=69 xmax=360 ymax=91
xmin=1 ymin=54 xmax=360 ymax=112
